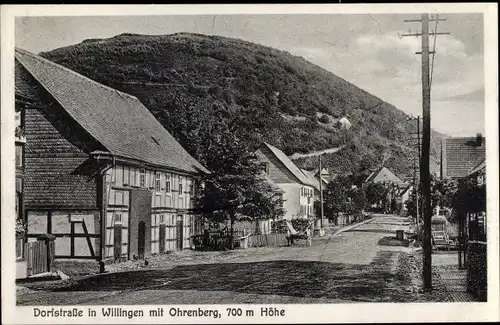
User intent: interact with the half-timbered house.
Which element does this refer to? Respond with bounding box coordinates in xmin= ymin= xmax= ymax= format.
xmin=15 ymin=48 xmax=208 ymax=263
xmin=255 ymin=143 xmax=316 ymax=219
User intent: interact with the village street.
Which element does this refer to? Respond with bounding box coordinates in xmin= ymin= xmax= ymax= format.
xmin=16 ymin=214 xmax=437 ymax=305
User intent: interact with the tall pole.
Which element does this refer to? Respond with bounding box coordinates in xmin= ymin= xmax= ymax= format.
xmin=319 ymin=155 xmax=324 ymax=228
xmin=420 ymin=13 xmax=433 ymax=290
xmin=440 ymin=138 xmax=443 ymax=180
xmin=403 ymin=13 xmax=449 ymax=291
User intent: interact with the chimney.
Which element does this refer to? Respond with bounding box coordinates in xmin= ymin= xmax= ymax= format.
xmin=476 ymin=133 xmax=483 ymax=146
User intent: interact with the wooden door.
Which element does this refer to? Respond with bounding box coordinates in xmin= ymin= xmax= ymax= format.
xmin=114 ymin=223 xmax=122 ymax=261
xmin=26 ymin=241 xmax=48 ymax=276
xmin=176 ymin=216 xmax=183 ymax=250
xmin=138 ymin=221 xmax=146 ymax=258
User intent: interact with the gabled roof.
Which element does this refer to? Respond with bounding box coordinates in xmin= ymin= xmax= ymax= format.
xmin=261 ymin=143 xmax=315 ymax=187
xmin=15 ymin=48 xmax=208 ymax=175
xmin=467 ymin=158 xmax=486 ymax=177
xmin=364 ymin=166 xmax=404 ymax=185
xmin=443 ymin=136 xmax=486 ymax=179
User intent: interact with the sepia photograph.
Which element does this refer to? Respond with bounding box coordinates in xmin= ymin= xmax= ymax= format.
xmin=1 ymin=3 xmax=498 ymax=324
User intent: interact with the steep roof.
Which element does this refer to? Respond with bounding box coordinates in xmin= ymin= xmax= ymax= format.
xmin=15 ymin=48 xmax=208 ymax=175
xmin=364 ymin=166 xmax=404 ymax=185
xmin=261 ymin=143 xmax=315 ymax=187
xmin=443 ymin=137 xmax=486 ymax=179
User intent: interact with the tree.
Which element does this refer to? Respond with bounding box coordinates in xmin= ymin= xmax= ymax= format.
xmin=324 ymin=175 xmax=352 ymax=224
xmin=430 ymin=177 xmax=458 ymax=210
xmin=351 ymin=187 xmax=367 ymax=212
xmin=156 ymin=99 xmax=284 ymax=249
xmin=364 ymin=182 xmax=386 ymax=207
xmin=404 ymin=175 xmax=459 ymax=221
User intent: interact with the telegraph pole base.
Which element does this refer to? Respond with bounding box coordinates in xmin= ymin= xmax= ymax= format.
xmin=314 ymin=228 xmax=326 ymax=237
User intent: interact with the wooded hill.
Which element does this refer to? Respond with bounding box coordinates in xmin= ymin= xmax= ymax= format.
xmin=41 ymin=32 xmax=443 ymax=179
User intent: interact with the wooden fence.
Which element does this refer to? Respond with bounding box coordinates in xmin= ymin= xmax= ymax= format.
xmin=25 ymin=240 xmax=55 ymax=277
xmin=247 ymin=233 xmax=287 ymax=248
xmin=467 ymin=241 xmax=487 ymax=301
xmin=191 ymin=230 xmax=245 ymax=251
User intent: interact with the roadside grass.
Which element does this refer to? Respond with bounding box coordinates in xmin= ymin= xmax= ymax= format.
xmin=54 ymin=260 xmax=101 ymax=277
xmin=377 ymin=236 xmax=410 ymax=247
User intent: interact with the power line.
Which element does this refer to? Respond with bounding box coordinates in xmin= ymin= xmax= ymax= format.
xmin=429 ymin=14 xmax=440 ymax=89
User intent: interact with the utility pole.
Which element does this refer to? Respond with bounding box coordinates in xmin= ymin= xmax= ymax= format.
xmin=440 ymin=138 xmax=444 ymax=180
xmin=408 ymin=116 xmax=421 ymax=229
xmin=403 ymin=13 xmax=449 ymax=291
xmin=319 ymin=155 xmax=324 ymax=228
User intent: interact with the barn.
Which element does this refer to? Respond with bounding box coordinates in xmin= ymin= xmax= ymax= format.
xmin=15 ymin=48 xmax=209 ymax=263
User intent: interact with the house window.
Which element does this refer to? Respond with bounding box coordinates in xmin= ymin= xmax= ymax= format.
xmin=155 ymin=172 xmax=161 ymax=191
xmin=179 ymin=178 xmax=183 ymax=196
xmin=123 ymin=166 xmax=129 ymax=185
xmin=160 ymin=214 xmax=165 ymax=224
xmin=15 ymin=145 xmax=23 ymax=167
xmin=114 ymin=213 xmax=122 ymax=223
xmin=160 ymin=173 xmax=165 ymax=190
xmin=165 ymin=174 xmax=171 ymax=193
xmin=190 ymin=182 xmax=195 ymax=196
xmin=140 ymin=169 xmax=146 ymax=187
xmin=261 ymin=162 xmax=270 ymax=175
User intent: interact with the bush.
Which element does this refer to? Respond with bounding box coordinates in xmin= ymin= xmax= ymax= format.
xmin=318 ymin=114 xmax=330 ymax=124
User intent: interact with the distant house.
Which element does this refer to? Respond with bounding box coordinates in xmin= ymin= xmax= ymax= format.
xmin=364 ymin=166 xmax=405 ymax=213
xmin=15 ymin=48 xmax=208 ymax=263
xmin=442 ymin=135 xmax=486 ymax=180
xmin=255 ymin=143 xmax=316 ymax=220
xmin=364 ymin=166 xmax=404 ymax=187
xmin=337 ymin=116 xmax=352 ymax=130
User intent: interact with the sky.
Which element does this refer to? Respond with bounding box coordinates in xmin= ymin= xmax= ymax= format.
xmin=15 ymin=13 xmax=485 ymax=137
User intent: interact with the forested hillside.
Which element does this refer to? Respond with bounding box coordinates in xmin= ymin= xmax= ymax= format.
xmin=41 ymin=32 xmax=443 ymax=178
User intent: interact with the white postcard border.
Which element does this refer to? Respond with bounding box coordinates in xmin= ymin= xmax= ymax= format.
xmin=1 ymin=3 xmax=499 ymax=324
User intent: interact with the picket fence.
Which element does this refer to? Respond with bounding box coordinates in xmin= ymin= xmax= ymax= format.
xmin=247 ymin=233 xmax=287 ymax=248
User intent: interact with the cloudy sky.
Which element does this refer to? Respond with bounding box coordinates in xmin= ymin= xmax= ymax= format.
xmin=15 ymin=13 xmax=485 ymax=136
